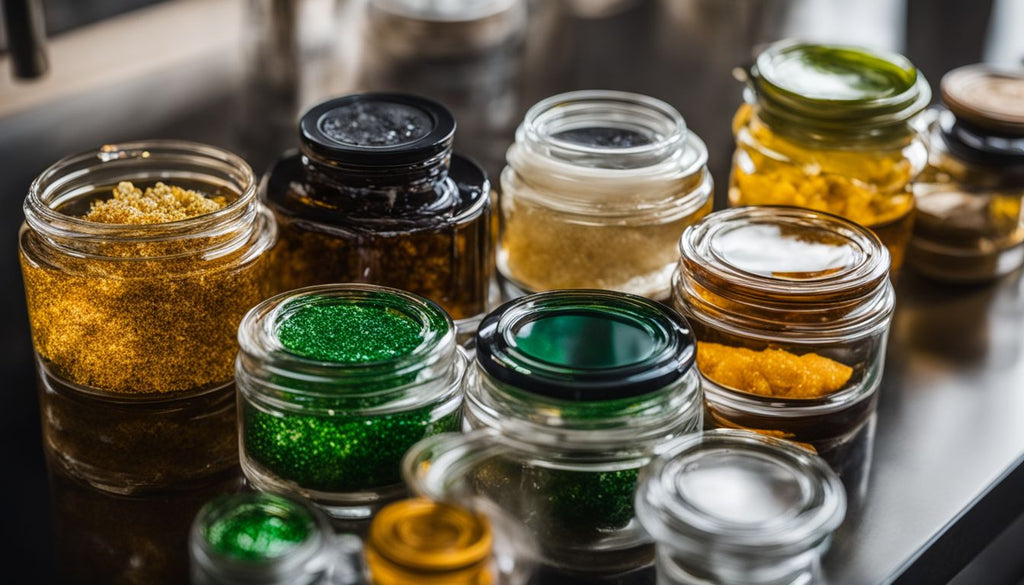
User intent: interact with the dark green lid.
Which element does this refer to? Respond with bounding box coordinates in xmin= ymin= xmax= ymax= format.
xmin=476 ymin=290 xmax=695 ymax=401
xmin=748 ymin=41 xmax=931 ymax=142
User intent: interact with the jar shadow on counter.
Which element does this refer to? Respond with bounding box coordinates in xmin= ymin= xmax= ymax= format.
xmin=48 ymin=465 xmax=243 ymax=585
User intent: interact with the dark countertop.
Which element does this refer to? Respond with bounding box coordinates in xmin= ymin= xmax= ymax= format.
xmin=2 ymin=1 xmax=1023 ymax=583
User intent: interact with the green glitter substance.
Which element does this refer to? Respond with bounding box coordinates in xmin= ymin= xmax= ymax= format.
xmin=245 ymin=405 xmax=460 ymax=491
xmin=204 ymin=499 xmax=312 ymax=561
xmin=537 ymin=467 xmax=641 ymax=534
xmin=278 ymin=303 xmax=423 ymax=363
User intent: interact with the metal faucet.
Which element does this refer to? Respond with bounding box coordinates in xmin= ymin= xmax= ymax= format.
xmin=2 ymin=0 xmax=48 ymax=79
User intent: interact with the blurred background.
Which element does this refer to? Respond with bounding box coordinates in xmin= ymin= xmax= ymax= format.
xmin=2 ymin=1 xmax=1024 ymax=583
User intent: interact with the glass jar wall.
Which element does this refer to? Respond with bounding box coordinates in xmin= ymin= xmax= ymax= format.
xmin=19 ymin=140 xmax=276 ymax=494
xmin=635 ymin=430 xmax=846 ymax=585
xmin=908 ymin=66 xmax=1024 ymax=283
xmin=236 ymin=284 xmax=465 ymax=520
xmin=729 ymin=41 xmax=931 ymax=271
xmin=404 ymin=290 xmax=702 ymax=575
xmin=674 ymin=207 xmax=895 ymax=502
xmin=262 ymin=93 xmax=492 ymax=337
xmin=498 ymin=90 xmax=713 ymax=300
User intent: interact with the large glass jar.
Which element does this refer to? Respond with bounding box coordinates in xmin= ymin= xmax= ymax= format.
xmin=361 ymin=0 xmax=527 ymax=178
xmin=908 ymin=66 xmax=1024 ymax=283
xmin=498 ymin=90 xmax=713 ymax=300
xmin=730 ymin=41 xmax=931 ymax=271
xmin=20 ymin=140 xmax=276 ymax=494
xmin=635 ymin=430 xmax=846 ymax=585
xmin=262 ymin=93 xmax=493 ymax=337
xmin=404 ymin=290 xmax=702 ymax=576
xmin=236 ymin=284 xmax=465 ymax=520
xmin=673 ymin=207 xmax=894 ymax=502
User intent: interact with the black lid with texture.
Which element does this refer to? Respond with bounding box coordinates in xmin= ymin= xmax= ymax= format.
xmin=300 ymin=93 xmax=457 ymax=167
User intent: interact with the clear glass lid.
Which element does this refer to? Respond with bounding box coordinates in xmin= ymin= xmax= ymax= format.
xmin=635 ymin=429 xmax=846 ymax=557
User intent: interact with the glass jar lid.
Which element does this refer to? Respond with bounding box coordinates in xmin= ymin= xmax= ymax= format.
xmin=476 ymin=290 xmax=695 ymax=401
xmin=192 ymin=492 xmax=330 ymax=572
xmin=300 ymin=94 xmax=456 ymax=167
xmin=942 ymin=65 xmax=1024 ymax=136
xmin=371 ymin=0 xmax=519 ymax=21
xmin=748 ymin=40 xmax=930 ymax=142
xmin=366 ymin=499 xmax=493 ymax=577
xmin=636 ymin=429 xmax=846 ymax=557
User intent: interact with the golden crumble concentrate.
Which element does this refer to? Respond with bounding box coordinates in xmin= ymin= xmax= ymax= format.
xmin=84 ymin=181 xmax=226 ymax=224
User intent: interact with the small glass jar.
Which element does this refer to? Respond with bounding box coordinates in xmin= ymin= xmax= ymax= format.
xmin=673 ymin=207 xmax=894 ymax=502
xmin=236 ymin=284 xmax=466 ymax=520
xmin=20 ymin=140 xmax=276 ymax=494
xmin=498 ymin=90 xmax=714 ymax=300
xmin=262 ymin=93 xmax=493 ymax=335
xmin=908 ymin=66 xmax=1024 ymax=283
xmin=635 ymin=430 xmax=846 ymax=585
xmin=730 ymin=41 xmax=931 ymax=271
xmin=365 ymin=498 xmax=532 ymax=585
xmin=361 ymin=0 xmax=527 ymax=178
xmin=190 ymin=492 xmax=356 ymax=585
xmin=404 ymin=290 xmax=702 ymax=575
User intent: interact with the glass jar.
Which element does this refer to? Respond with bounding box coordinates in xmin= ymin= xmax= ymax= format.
xmin=365 ymin=498 xmax=532 ymax=585
xmin=908 ymin=66 xmax=1024 ymax=283
xmin=361 ymin=0 xmax=527 ymax=178
xmin=498 ymin=90 xmax=714 ymax=300
xmin=236 ymin=284 xmax=466 ymax=520
xmin=403 ymin=290 xmax=702 ymax=575
xmin=730 ymin=41 xmax=931 ymax=271
xmin=262 ymin=93 xmax=493 ymax=336
xmin=635 ymin=430 xmax=846 ymax=585
xmin=190 ymin=492 xmax=357 ymax=585
xmin=673 ymin=207 xmax=894 ymax=502
xmin=20 ymin=140 xmax=276 ymax=494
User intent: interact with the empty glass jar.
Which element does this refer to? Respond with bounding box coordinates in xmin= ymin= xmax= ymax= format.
xmin=908 ymin=65 xmax=1024 ymax=283
xmin=498 ymin=90 xmax=713 ymax=300
xmin=674 ymin=207 xmax=895 ymax=501
xmin=730 ymin=40 xmax=930 ymax=271
xmin=236 ymin=284 xmax=465 ymax=519
xmin=635 ymin=429 xmax=846 ymax=585
xmin=20 ymin=140 xmax=276 ymax=494
xmin=404 ymin=290 xmax=702 ymax=575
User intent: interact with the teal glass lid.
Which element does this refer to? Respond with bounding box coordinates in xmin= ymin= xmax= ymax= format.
xmin=475 ymin=290 xmax=695 ymax=401
xmin=748 ymin=40 xmax=931 ymax=139
xmin=636 ymin=429 xmax=846 ymax=556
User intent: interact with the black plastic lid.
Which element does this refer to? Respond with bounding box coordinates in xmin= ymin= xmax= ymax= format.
xmin=300 ymin=93 xmax=457 ymax=167
xmin=475 ymin=290 xmax=696 ymax=402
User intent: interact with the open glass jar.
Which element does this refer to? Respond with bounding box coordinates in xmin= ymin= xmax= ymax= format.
xmin=190 ymin=492 xmax=355 ymax=585
xmin=262 ymin=93 xmax=492 ymax=337
xmin=730 ymin=41 xmax=931 ymax=271
xmin=635 ymin=430 xmax=846 ymax=585
xmin=673 ymin=207 xmax=894 ymax=502
xmin=236 ymin=284 xmax=465 ymax=520
xmin=498 ymin=90 xmax=713 ymax=300
xmin=20 ymin=140 xmax=276 ymax=494
xmin=908 ymin=66 xmax=1024 ymax=283
xmin=404 ymin=290 xmax=702 ymax=575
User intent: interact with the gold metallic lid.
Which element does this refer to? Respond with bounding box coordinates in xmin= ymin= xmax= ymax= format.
xmin=942 ymin=65 xmax=1024 ymax=135
xmin=366 ymin=499 xmax=493 ymax=584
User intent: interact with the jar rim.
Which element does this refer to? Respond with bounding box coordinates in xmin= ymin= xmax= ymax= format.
xmin=369 ymin=0 xmax=520 ymax=22
xmin=191 ymin=492 xmax=331 ymax=577
xmin=25 ymin=139 xmax=257 ymax=243
xmin=475 ymin=289 xmax=696 ymax=401
xmin=635 ymin=429 xmax=846 ymax=557
xmin=237 ymin=284 xmax=457 ymax=403
xmin=748 ymin=40 xmax=930 ymax=142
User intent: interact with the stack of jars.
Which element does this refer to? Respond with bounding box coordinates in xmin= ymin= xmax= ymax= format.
xmin=23 ymin=33 xmax=1022 ymax=585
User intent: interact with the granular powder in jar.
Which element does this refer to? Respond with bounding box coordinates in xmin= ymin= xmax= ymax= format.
xmin=84 ymin=181 xmax=226 ymax=224
xmin=21 ymin=180 xmax=272 ymax=394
